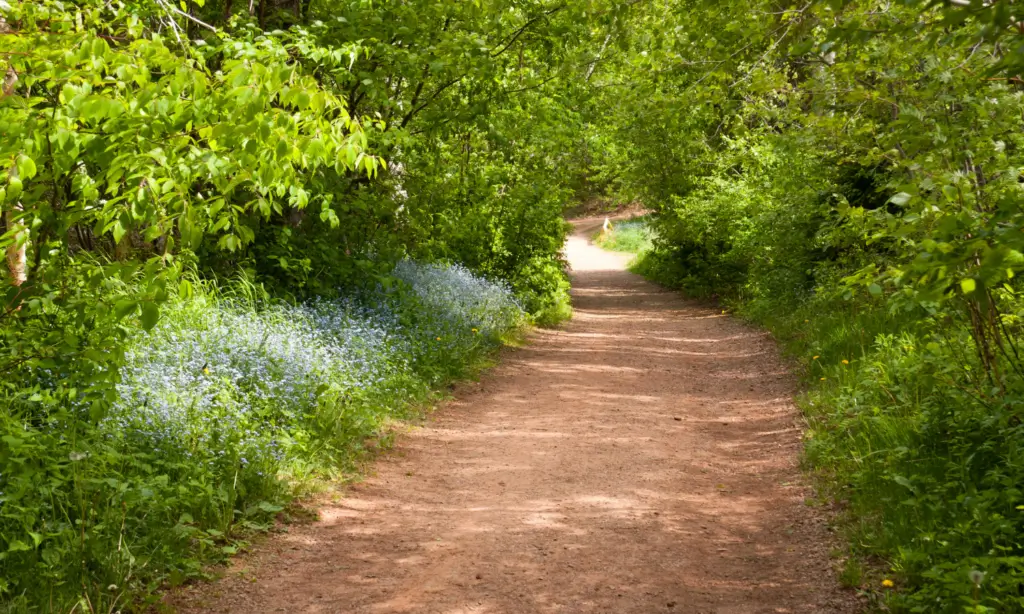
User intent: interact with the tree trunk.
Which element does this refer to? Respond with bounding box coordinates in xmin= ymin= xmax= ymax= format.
xmin=114 ymin=235 xmax=131 ymax=261
xmin=1 ymin=16 xmax=26 ymax=287
xmin=5 ymin=205 xmax=27 ymax=287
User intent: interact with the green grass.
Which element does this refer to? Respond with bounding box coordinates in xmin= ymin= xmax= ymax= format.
xmin=593 ymin=217 xmax=654 ymax=253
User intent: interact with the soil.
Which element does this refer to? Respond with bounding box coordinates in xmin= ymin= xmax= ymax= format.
xmin=171 ymin=218 xmax=858 ymax=614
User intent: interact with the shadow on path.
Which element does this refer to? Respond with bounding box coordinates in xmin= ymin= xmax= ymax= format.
xmin=172 ymin=218 xmax=855 ymax=614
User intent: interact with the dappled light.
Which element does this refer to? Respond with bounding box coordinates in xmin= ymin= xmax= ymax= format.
xmin=172 ymin=220 xmax=849 ymax=614
xmin=7 ymin=0 xmax=1013 ymax=609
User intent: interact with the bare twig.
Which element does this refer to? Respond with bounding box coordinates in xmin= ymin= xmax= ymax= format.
xmin=156 ymin=0 xmax=218 ymax=33
xmin=586 ymin=34 xmax=612 ymax=82
xmin=491 ymin=4 xmax=566 ymax=58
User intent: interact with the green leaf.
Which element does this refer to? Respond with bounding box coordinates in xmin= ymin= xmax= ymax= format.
xmin=960 ymin=278 xmax=977 ymax=294
xmin=889 ymin=192 xmax=912 ymax=206
xmin=140 ymin=302 xmax=160 ymax=331
xmin=6 ymin=176 xmax=22 ymax=201
xmin=258 ymin=501 xmax=284 ymax=513
xmin=112 ymin=222 xmax=127 ymax=245
xmin=15 ymin=155 xmax=37 ymax=181
xmin=892 ymin=475 xmax=916 ymax=494
xmin=114 ymin=299 xmax=138 ymax=320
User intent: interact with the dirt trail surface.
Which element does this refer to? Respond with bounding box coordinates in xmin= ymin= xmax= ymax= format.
xmin=173 ymin=219 xmax=855 ymax=614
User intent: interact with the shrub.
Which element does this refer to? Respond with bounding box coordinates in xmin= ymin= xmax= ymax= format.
xmin=508 ymin=256 xmax=573 ymax=328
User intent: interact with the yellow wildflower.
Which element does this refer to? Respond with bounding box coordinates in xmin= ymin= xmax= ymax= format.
xmin=203 ymin=367 xmax=210 ymax=375
xmin=882 ymin=579 xmax=894 ymax=588
xmin=813 ymin=355 xmax=820 ymax=360
xmin=820 ymin=377 xmax=826 ymax=381
xmin=842 ymin=360 xmax=849 ymax=365
xmin=436 ymin=337 xmax=441 ymax=341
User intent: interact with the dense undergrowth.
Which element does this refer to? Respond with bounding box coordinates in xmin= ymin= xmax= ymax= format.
xmin=0 ymin=0 xmax=583 ymax=610
xmin=632 ymin=239 xmax=1024 ymax=612
xmin=599 ymin=160 xmax=1024 ymax=612
xmin=1 ymin=261 xmax=524 ymax=612
xmin=578 ymin=2 xmax=1024 ymax=610
xmin=598 ymin=204 xmax=1024 ymax=611
xmin=9 ymin=0 xmax=1024 ymax=611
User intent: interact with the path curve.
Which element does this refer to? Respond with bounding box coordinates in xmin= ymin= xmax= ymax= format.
xmin=174 ymin=219 xmax=854 ymax=613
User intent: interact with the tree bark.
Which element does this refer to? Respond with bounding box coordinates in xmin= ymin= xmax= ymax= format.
xmin=1 ymin=15 xmax=26 ymax=287
xmin=4 ymin=205 xmax=27 ymax=287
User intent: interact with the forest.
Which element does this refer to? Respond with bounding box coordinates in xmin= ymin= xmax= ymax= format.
xmin=3 ymin=0 xmax=1024 ymax=612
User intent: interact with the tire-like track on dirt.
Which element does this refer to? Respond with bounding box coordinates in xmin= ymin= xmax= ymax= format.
xmin=174 ymin=219 xmax=854 ymax=613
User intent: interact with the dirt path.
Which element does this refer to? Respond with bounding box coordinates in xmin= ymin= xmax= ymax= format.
xmin=174 ymin=219 xmax=855 ymax=614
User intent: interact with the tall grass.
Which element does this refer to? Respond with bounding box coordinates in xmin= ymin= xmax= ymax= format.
xmin=0 ymin=261 xmax=524 ymax=612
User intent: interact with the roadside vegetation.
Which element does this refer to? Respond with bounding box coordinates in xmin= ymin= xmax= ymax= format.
xmin=6 ymin=0 xmax=1024 ymax=612
xmin=593 ymin=217 xmax=654 ymax=254
xmin=2 ymin=262 xmax=524 ymax=612
xmin=0 ymin=1 xmax=576 ymax=610
xmin=586 ymin=3 xmax=1024 ymax=612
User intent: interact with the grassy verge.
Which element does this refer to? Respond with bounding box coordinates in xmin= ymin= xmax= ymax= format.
xmin=592 ymin=216 xmax=655 ymax=254
xmin=0 ymin=261 xmax=527 ymax=612
xmin=599 ymin=227 xmax=1024 ymax=612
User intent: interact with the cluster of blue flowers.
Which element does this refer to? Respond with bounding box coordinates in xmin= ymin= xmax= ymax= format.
xmin=392 ymin=260 xmax=524 ymax=338
xmin=107 ymin=260 xmax=524 ymax=477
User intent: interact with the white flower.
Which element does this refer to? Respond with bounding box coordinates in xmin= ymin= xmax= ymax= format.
xmin=969 ymin=569 xmax=986 ymax=586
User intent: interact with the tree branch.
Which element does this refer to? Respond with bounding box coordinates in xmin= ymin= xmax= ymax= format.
xmin=400 ymin=75 xmax=463 ymax=128
xmin=490 ymin=4 xmax=566 ymax=58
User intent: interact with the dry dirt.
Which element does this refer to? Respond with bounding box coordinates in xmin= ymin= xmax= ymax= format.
xmin=171 ymin=219 xmax=857 ymax=614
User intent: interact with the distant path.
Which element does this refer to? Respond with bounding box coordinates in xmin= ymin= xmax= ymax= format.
xmin=173 ymin=218 xmax=855 ymax=613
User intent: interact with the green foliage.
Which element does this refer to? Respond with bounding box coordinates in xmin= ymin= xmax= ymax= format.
xmin=593 ymin=217 xmax=653 ymax=253
xmin=580 ymin=0 xmax=1024 ymax=610
xmin=20 ymin=0 xmax=1024 ymax=609
xmin=513 ymin=255 xmax=573 ymax=327
xmin=0 ymin=0 xmax=624 ymax=609
xmin=0 ymin=262 xmax=524 ymax=611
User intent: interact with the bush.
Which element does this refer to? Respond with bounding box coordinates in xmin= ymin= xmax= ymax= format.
xmin=799 ymin=318 xmax=1024 ymax=613
xmin=619 ymin=122 xmax=1024 ymax=610
xmin=509 ymin=256 xmax=573 ymax=328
